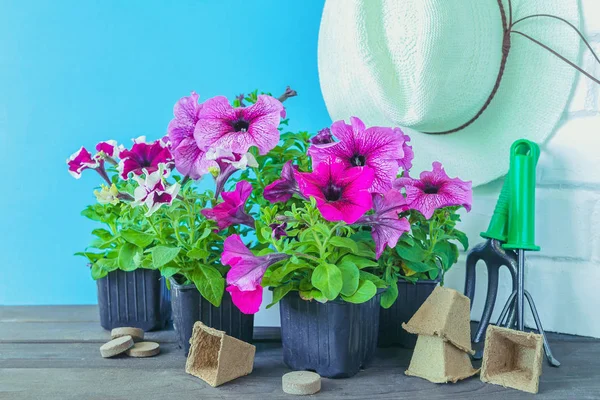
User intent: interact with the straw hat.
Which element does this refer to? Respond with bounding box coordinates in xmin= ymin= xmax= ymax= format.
xmin=318 ymin=0 xmax=582 ymax=186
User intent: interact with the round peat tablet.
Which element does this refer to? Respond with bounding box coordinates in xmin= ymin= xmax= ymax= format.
xmin=111 ymin=327 xmax=144 ymax=341
xmin=282 ymin=371 xmax=321 ymax=395
xmin=100 ymin=335 xmax=134 ymax=358
xmin=126 ymin=342 xmax=160 ymax=358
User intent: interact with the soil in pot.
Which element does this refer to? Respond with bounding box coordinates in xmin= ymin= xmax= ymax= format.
xmin=378 ymin=278 xmax=439 ymax=348
xmin=279 ymin=291 xmax=382 ymax=379
xmin=97 ymin=268 xmax=171 ymax=331
xmin=170 ymin=277 xmax=254 ymax=355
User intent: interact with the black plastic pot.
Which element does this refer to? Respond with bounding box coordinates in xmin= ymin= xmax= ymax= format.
xmin=170 ymin=277 xmax=254 ymax=355
xmin=279 ymin=291 xmax=382 ymax=379
xmin=97 ymin=268 xmax=171 ymax=331
xmin=378 ymin=279 xmax=439 ymax=348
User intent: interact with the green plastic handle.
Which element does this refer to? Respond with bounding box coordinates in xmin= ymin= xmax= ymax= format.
xmin=503 ymin=139 xmax=541 ymax=251
xmin=480 ymin=177 xmax=510 ymax=241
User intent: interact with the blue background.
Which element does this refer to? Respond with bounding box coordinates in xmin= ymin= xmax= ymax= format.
xmin=0 ymin=0 xmax=329 ymax=305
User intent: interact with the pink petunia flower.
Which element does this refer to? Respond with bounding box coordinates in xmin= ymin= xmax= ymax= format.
xmin=310 ymin=127 xmax=334 ymax=145
xmin=296 ymin=159 xmax=374 ymax=224
xmin=222 ymin=234 xmax=289 ymax=314
xmin=201 ymin=180 xmax=255 ymax=230
xmin=394 ymin=128 xmax=414 ymax=173
xmin=167 ymin=92 xmax=215 ymax=180
xmin=95 ymin=140 xmax=119 ymax=158
xmin=67 ymin=147 xmax=99 ymax=179
xmin=132 ymin=166 xmax=180 ymax=217
xmin=206 ymin=147 xmax=258 ymax=199
xmin=195 ymin=94 xmax=284 ymax=155
xmin=394 ymin=162 xmax=472 ymax=219
xmin=118 ymin=136 xmax=174 ymax=179
xmin=357 ymin=189 xmax=410 ymax=259
xmin=263 ymin=161 xmax=302 ymax=203
xmin=309 ymin=117 xmax=405 ymax=193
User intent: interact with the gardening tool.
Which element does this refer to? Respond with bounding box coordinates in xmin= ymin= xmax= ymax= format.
xmin=464 ymin=139 xmax=560 ymax=367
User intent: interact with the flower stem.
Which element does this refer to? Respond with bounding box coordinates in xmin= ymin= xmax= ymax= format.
xmin=95 ymin=165 xmax=111 ymax=186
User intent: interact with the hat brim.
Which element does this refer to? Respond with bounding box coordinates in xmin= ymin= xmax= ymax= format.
xmin=318 ymin=0 xmax=581 ymax=186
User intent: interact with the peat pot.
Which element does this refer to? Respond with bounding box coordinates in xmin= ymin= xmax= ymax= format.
xmin=280 ymin=291 xmax=383 ymax=378
xmin=378 ymin=278 xmax=440 ymax=348
xmin=170 ymin=277 xmax=254 ymax=355
xmin=97 ymin=268 xmax=171 ymax=331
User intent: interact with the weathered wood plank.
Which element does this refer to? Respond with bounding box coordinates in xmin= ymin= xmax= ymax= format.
xmin=0 ymin=305 xmax=100 ymax=322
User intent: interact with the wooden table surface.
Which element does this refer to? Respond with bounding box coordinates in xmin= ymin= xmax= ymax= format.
xmin=1 ymin=305 xmax=598 ymax=400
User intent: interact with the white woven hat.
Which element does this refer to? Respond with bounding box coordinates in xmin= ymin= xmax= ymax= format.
xmin=318 ymin=0 xmax=582 ymax=186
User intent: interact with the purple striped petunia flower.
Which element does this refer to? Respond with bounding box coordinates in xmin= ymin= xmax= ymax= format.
xmin=195 ymin=95 xmax=283 ymax=155
xmin=67 ymin=147 xmax=99 ymax=179
xmin=394 ymin=162 xmax=472 ymax=219
xmin=308 ymin=117 xmax=406 ymax=194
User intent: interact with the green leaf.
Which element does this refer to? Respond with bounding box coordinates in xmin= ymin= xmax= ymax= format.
xmin=433 ymin=241 xmax=459 ymax=271
xmin=359 ymin=271 xmax=388 ymax=288
xmin=395 ymin=242 xmax=426 ymax=262
xmin=91 ymin=263 xmax=108 ymax=280
xmin=452 ymin=230 xmax=469 ymax=251
xmin=267 ymin=283 xmax=293 ymax=309
xmin=269 ymin=263 xmax=308 ymax=283
xmin=381 ymin=281 xmax=399 ymax=309
xmin=300 ymin=289 xmax=327 ymax=303
xmin=338 ymin=260 xmax=360 ymax=297
xmin=121 ymin=228 xmax=154 ymax=248
xmin=190 ymin=265 xmax=225 ymax=307
xmin=118 ymin=243 xmax=142 ymax=272
xmin=343 ymin=255 xmax=379 ymax=269
xmin=198 ymin=228 xmax=212 ymax=241
xmin=81 ymin=207 xmax=103 ymax=222
xmin=403 ymin=259 xmax=437 ymax=273
xmin=92 ymin=228 xmax=113 ymax=242
xmin=341 ymin=280 xmax=377 ymax=304
xmin=329 ymin=237 xmax=359 ymax=254
xmin=159 ymin=265 xmax=179 ymax=279
xmin=95 ymin=257 xmax=119 ymax=272
xmin=150 ymin=246 xmax=181 ymax=269
xmin=74 ymin=252 xmax=104 ymax=263
xmin=311 ymin=263 xmax=342 ymax=300
xmin=187 ymin=248 xmax=209 ymax=261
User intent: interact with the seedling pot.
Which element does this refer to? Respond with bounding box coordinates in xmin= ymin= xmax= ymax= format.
xmin=279 ymin=291 xmax=382 ymax=379
xmin=186 ymin=322 xmax=256 ymax=387
xmin=170 ymin=277 xmax=254 ymax=354
xmin=97 ymin=268 xmax=171 ymax=331
xmin=378 ymin=278 xmax=439 ymax=348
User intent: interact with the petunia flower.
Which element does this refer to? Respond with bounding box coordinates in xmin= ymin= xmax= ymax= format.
xmin=310 ymin=127 xmax=334 ymax=145
xmin=132 ymin=166 xmax=180 ymax=217
xmin=263 ymin=161 xmax=302 ymax=203
xmin=309 ymin=117 xmax=405 ymax=193
xmin=356 ymin=189 xmax=410 ymax=259
xmin=94 ymin=183 xmax=120 ymax=205
xmin=195 ymin=94 xmax=284 ymax=155
xmin=95 ymin=140 xmax=119 ymax=158
xmin=394 ymin=128 xmax=414 ymax=173
xmin=269 ymin=222 xmax=288 ymax=240
xmin=296 ymin=159 xmax=374 ymax=224
xmin=201 ymin=180 xmax=255 ymax=230
xmin=206 ymin=147 xmax=258 ymax=199
xmin=394 ymin=162 xmax=472 ymax=219
xmin=222 ymin=234 xmax=289 ymax=314
xmin=119 ymin=136 xmax=174 ymax=179
xmin=67 ymin=147 xmax=99 ymax=179
xmin=167 ymin=92 xmax=215 ymax=180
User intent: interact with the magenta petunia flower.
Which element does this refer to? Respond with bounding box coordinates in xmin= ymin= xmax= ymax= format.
xmin=296 ymin=159 xmax=374 ymax=224
xmin=263 ymin=161 xmax=302 ymax=203
xmin=195 ymin=94 xmax=284 ymax=155
xmin=132 ymin=166 xmax=180 ymax=217
xmin=67 ymin=147 xmax=99 ymax=179
xmin=201 ymin=180 xmax=255 ymax=230
xmin=206 ymin=147 xmax=258 ymax=199
xmin=222 ymin=234 xmax=289 ymax=314
xmin=357 ymin=189 xmax=410 ymax=259
xmin=118 ymin=136 xmax=174 ymax=179
xmin=95 ymin=140 xmax=119 ymax=158
xmin=167 ymin=92 xmax=215 ymax=180
xmin=309 ymin=117 xmax=405 ymax=193
xmin=394 ymin=128 xmax=414 ymax=173
xmin=394 ymin=162 xmax=472 ymax=219
xmin=310 ymin=127 xmax=334 ymax=145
